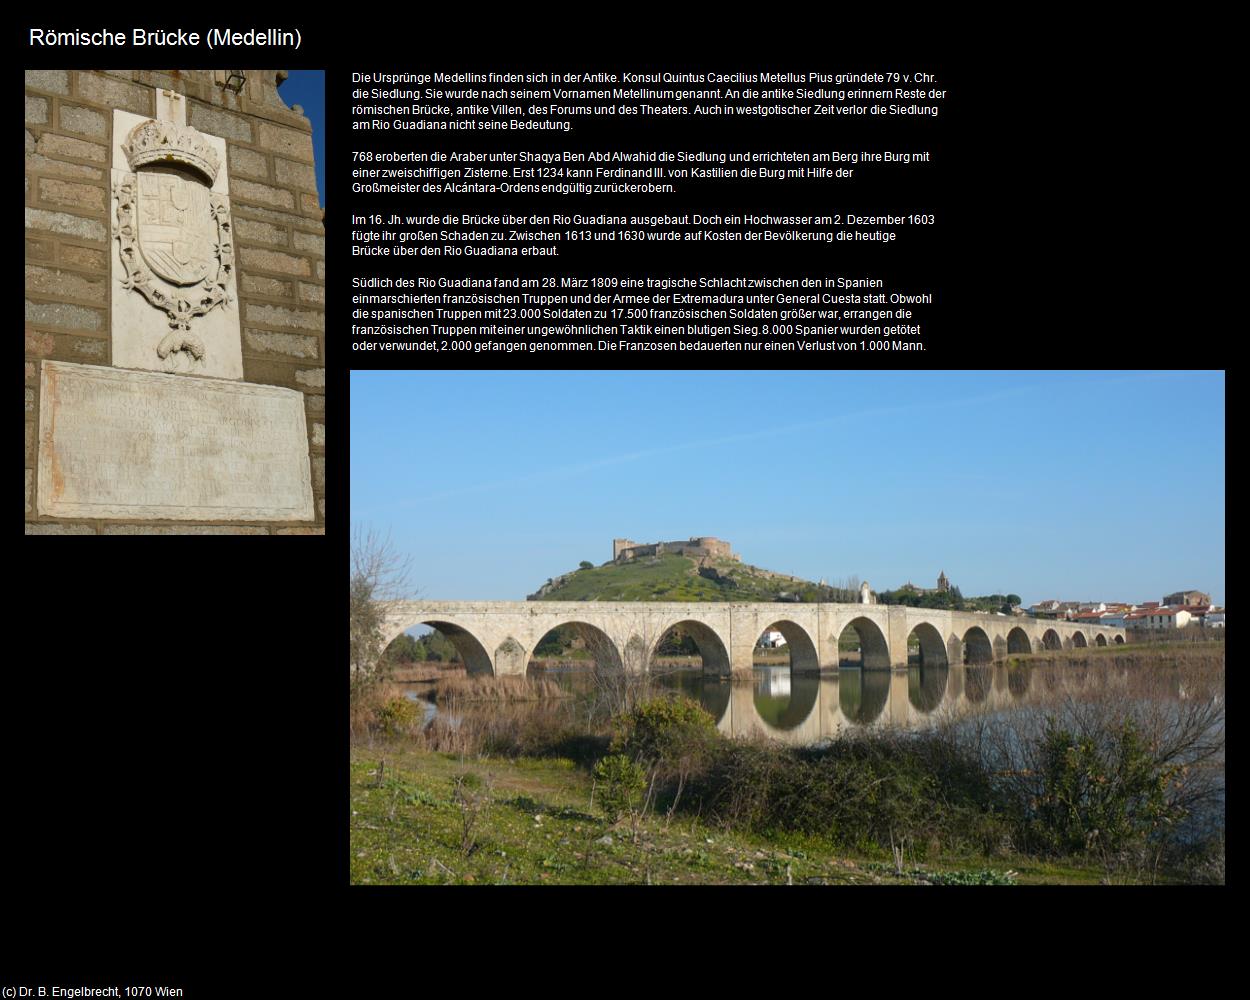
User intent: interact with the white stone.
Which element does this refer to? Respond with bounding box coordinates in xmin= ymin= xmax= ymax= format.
xmin=155 ymin=89 xmax=187 ymax=127
xmin=112 ymin=110 xmax=229 ymax=194
xmin=110 ymin=110 xmax=242 ymax=380
xmin=37 ymin=361 xmax=313 ymax=521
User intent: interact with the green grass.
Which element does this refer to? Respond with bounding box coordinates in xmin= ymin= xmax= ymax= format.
xmin=530 ymin=553 xmax=835 ymax=604
xmin=1003 ymin=639 xmax=1225 ymax=668
xmin=349 ymin=745 xmax=1126 ymax=885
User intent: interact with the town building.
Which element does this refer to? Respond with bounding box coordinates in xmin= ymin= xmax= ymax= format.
xmin=898 ymin=572 xmax=952 ymax=596
xmin=1163 ymin=590 xmax=1211 ymax=607
xmin=1136 ymin=608 xmax=1194 ymax=630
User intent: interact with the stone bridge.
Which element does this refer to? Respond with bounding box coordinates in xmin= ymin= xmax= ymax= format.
xmin=381 ymin=602 xmax=1125 ymax=676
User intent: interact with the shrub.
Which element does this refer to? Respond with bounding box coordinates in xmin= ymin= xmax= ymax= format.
xmin=679 ymin=731 xmax=1007 ymax=859
xmin=1025 ymin=717 xmax=1183 ymax=856
xmin=593 ymin=754 xmax=648 ymax=823
xmin=373 ymin=696 xmax=419 ymax=736
xmin=610 ymin=695 xmax=718 ymax=769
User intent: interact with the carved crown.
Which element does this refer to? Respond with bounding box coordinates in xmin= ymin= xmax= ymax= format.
xmin=123 ymin=119 xmax=221 ymax=183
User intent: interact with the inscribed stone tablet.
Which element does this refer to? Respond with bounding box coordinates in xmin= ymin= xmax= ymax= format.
xmin=37 ymin=361 xmax=313 ymax=521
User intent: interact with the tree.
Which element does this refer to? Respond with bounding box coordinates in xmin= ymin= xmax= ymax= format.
xmin=579 ymin=561 xmax=595 ymax=571
xmin=386 ymin=633 xmax=422 ymax=663
xmin=350 ymin=525 xmax=415 ymax=700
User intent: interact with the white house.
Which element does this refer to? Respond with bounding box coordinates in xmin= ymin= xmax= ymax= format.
xmin=1144 ymin=608 xmax=1192 ymax=630
xmin=758 ymin=630 xmax=787 ymax=648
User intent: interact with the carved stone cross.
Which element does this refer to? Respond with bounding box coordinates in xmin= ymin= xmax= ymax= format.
xmin=155 ymin=88 xmax=186 ymax=126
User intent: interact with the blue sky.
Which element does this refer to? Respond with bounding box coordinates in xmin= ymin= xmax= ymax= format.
xmin=350 ymin=371 xmax=1226 ymax=606
xmin=276 ymin=70 xmax=324 ymax=205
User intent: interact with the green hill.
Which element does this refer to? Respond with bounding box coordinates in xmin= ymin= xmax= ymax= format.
xmin=527 ymin=552 xmax=854 ymax=603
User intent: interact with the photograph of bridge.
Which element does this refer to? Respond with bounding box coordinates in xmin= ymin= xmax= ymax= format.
xmin=350 ymin=370 xmax=1225 ymax=886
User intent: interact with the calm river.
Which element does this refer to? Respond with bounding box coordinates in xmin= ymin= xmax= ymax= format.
xmin=404 ymin=659 xmax=1224 ymax=748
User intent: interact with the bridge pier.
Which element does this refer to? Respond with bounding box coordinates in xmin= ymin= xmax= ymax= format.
xmin=886 ymin=611 xmax=912 ymax=670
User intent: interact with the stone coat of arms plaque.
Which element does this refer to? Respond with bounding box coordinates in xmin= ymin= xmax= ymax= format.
xmin=110 ymin=108 xmax=243 ymax=380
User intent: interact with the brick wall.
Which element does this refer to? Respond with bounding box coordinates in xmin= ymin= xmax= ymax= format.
xmin=24 ymin=70 xmax=325 ymax=535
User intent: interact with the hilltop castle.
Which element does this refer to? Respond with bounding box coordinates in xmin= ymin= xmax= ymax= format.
xmin=613 ymin=536 xmax=740 ymax=563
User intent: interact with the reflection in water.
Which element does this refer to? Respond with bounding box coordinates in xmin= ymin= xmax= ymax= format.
xmin=663 ymin=669 xmax=731 ymax=724
xmin=963 ymin=665 xmax=993 ymax=703
xmin=752 ymin=667 xmax=820 ymax=730
xmin=908 ymin=662 xmax=950 ymax=714
xmin=839 ymin=667 xmax=891 ymax=725
xmin=413 ymin=658 xmax=1225 ymax=758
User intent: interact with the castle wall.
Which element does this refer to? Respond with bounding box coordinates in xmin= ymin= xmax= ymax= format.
xmin=613 ymin=537 xmax=739 ymax=563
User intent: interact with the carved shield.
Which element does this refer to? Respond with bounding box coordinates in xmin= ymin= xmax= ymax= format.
xmin=135 ymin=171 xmax=214 ymax=286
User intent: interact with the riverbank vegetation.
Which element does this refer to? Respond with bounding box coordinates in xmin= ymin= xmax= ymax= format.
xmin=1003 ymin=639 xmax=1225 ymax=669
xmin=350 ymin=651 xmax=1225 ymax=885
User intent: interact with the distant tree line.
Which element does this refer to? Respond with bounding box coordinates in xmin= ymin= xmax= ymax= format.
xmin=877 ymin=585 xmax=1021 ymax=615
xmin=386 ymin=630 xmax=461 ymax=664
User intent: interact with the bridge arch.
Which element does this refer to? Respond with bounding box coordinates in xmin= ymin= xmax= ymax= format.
xmin=756 ymin=619 xmax=820 ymax=674
xmin=837 ymin=616 xmax=891 ymax=670
xmin=527 ymin=621 xmax=624 ymax=674
xmin=907 ymin=622 xmax=949 ymax=668
xmin=1007 ymin=626 xmax=1033 ymax=655
xmin=651 ymin=619 xmax=732 ymax=675
xmin=1071 ymin=630 xmax=1088 ymax=648
xmin=1094 ymin=633 xmax=1107 ymax=647
xmin=1041 ymin=628 xmax=1063 ymax=651
xmin=397 ymin=619 xmax=495 ymax=676
xmin=1114 ymin=635 xmax=1125 ymax=645
xmin=962 ymin=626 xmax=993 ymax=665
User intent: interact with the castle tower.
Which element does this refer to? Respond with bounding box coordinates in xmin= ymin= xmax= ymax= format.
xmin=937 ymin=571 xmax=949 ymax=592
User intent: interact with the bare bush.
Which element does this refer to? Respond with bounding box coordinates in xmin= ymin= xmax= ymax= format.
xmin=350 ymin=525 xmax=415 ymax=703
xmin=452 ymin=772 xmax=493 ymax=855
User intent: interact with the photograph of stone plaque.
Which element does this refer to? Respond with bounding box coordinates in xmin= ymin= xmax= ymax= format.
xmin=38 ymin=360 xmax=314 ymax=521
xmin=25 ymin=70 xmax=325 ymax=535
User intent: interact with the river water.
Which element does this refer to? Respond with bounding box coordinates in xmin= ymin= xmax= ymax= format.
xmin=405 ymin=659 xmax=1224 ymax=748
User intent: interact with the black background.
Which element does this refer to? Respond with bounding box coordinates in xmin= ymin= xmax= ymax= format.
xmin=16 ymin=16 xmax=1207 ymax=991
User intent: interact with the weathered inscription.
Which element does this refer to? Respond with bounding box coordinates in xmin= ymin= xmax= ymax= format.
xmin=37 ymin=361 xmax=313 ymax=521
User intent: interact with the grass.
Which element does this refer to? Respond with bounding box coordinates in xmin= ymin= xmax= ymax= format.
xmin=351 ymin=641 xmax=1224 ymax=885
xmin=530 ymin=553 xmax=836 ymax=604
xmin=429 ymin=674 xmax=569 ymax=703
xmin=1003 ymin=640 xmax=1225 ymax=669
xmin=349 ymin=744 xmax=1135 ymax=885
